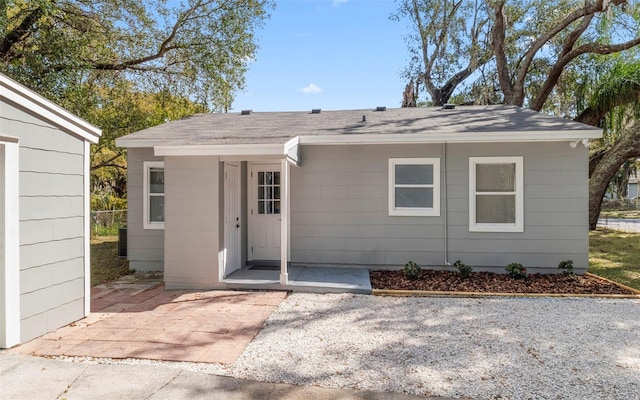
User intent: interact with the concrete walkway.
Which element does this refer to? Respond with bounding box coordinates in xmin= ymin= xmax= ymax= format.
xmin=598 ymin=217 xmax=640 ymax=232
xmin=12 ymin=283 xmax=287 ymax=364
xmin=0 ymin=353 xmax=451 ymax=400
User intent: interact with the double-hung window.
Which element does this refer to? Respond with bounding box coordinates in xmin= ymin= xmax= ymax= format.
xmin=469 ymin=156 xmax=523 ymax=232
xmin=389 ymin=158 xmax=440 ymax=216
xmin=143 ymin=161 xmax=165 ymax=229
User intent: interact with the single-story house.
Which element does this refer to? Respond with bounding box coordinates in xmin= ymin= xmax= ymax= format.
xmin=0 ymin=74 xmax=101 ymax=348
xmin=116 ymin=105 xmax=601 ymax=291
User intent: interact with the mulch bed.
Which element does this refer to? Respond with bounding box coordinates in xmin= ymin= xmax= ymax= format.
xmin=370 ymin=270 xmax=636 ymax=295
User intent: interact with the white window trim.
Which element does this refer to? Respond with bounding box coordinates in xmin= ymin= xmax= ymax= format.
xmin=143 ymin=161 xmax=165 ymax=230
xmin=389 ymin=158 xmax=440 ymax=217
xmin=469 ymin=156 xmax=524 ymax=232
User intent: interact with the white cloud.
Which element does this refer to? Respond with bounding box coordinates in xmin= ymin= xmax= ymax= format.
xmin=332 ymin=0 xmax=347 ymax=6
xmin=300 ymin=83 xmax=323 ymax=94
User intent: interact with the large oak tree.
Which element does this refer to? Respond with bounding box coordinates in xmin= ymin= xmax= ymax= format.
xmin=1 ymin=0 xmax=272 ymax=201
xmin=394 ymin=0 xmax=492 ymax=106
xmin=1 ymin=0 xmax=272 ymax=111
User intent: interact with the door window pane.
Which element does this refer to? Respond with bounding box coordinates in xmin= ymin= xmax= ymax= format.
xmin=257 ymin=169 xmax=280 ymax=215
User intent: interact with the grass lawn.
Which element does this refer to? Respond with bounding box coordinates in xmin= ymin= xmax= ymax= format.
xmin=589 ymin=229 xmax=640 ymax=291
xmin=91 ymin=236 xmax=132 ymax=286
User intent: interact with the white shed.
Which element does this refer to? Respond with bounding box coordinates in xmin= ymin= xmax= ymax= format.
xmin=0 ymin=73 xmax=101 ymax=348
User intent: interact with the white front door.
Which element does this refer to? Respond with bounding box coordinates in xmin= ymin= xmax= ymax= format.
xmin=249 ymin=163 xmax=281 ymax=261
xmin=223 ymin=162 xmax=241 ymax=276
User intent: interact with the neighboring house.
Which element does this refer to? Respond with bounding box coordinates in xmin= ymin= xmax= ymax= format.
xmin=628 ymin=175 xmax=639 ymax=200
xmin=0 ymin=74 xmax=101 ymax=348
xmin=116 ymin=105 xmax=601 ymax=291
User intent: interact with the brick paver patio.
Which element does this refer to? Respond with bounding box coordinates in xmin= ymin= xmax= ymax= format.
xmin=13 ymin=283 xmax=287 ymax=364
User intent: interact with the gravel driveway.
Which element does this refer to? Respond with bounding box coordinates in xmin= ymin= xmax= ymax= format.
xmin=55 ymin=293 xmax=640 ymax=399
xmin=227 ymin=294 xmax=640 ymax=399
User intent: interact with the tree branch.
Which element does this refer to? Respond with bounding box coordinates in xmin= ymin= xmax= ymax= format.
xmin=532 ymin=36 xmax=640 ymax=111
xmin=0 ymin=6 xmax=47 ymax=59
xmin=491 ymin=1 xmax=514 ymax=102
xmin=91 ymin=0 xmax=207 ymax=71
xmin=91 ymin=152 xmax=125 ymax=171
xmin=560 ymin=14 xmax=593 ymax=57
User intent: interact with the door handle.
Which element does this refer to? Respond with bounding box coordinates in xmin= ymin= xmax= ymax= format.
xmin=236 ymin=224 xmax=240 ymax=228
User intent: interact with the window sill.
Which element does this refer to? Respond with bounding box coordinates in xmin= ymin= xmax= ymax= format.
xmin=469 ymin=224 xmax=523 ymax=233
xmin=390 ymin=209 xmax=440 ymax=217
xmin=143 ymin=223 xmax=165 ymax=230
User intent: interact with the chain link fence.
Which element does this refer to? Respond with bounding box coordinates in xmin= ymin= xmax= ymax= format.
xmin=91 ymin=209 xmax=127 ymax=236
xmin=602 ymin=199 xmax=640 ymax=211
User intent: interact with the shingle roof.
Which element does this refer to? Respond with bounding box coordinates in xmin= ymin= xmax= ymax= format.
xmin=116 ymin=105 xmax=601 ymax=148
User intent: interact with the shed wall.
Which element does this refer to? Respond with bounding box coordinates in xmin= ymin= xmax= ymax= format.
xmin=1 ymin=100 xmax=87 ymax=342
xmin=126 ymin=148 xmax=164 ymax=271
xmin=290 ymin=142 xmax=589 ymax=272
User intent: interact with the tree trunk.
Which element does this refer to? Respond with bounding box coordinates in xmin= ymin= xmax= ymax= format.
xmin=588 ymin=148 xmax=607 ymax=178
xmin=589 ymin=121 xmax=640 ymax=229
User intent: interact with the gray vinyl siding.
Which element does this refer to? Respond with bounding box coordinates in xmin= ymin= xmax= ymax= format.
xmin=1 ymin=100 xmax=87 ymax=342
xmin=446 ymin=142 xmax=589 ymax=271
xmin=126 ymin=148 xmax=164 ymax=271
xmin=291 ymin=144 xmax=446 ymax=267
xmin=290 ymin=142 xmax=589 ymax=273
xmin=164 ymin=156 xmax=221 ymax=289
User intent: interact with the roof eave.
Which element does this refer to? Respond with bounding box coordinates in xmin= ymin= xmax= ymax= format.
xmin=298 ymin=130 xmax=602 ymax=145
xmin=0 ymin=74 xmax=102 ymax=143
xmin=118 ymin=128 xmax=603 ymax=150
xmin=154 ymin=143 xmax=286 ymax=157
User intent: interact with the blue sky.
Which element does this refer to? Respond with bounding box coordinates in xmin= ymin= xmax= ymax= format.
xmin=230 ymin=0 xmax=411 ymax=112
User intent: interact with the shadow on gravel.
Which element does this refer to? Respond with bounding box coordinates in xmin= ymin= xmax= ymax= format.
xmin=234 ymin=294 xmax=640 ymax=399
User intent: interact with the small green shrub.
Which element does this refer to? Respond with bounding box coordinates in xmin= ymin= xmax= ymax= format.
xmin=506 ymin=262 xmax=527 ymax=279
xmin=454 ymin=260 xmax=473 ymax=279
xmin=558 ymin=260 xmax=574 ymax=276
xmin=404 ymin=261 xmax=421 ymax=280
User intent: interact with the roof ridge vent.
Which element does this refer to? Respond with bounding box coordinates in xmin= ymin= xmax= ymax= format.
xmin=375 ymin=106 xmax=386 ymax=111
xmin=240 ymin=109 xmax=252 ymax=115
xmin=311 ymin=108 xmax=321 ymax=114
xmin=442 ymin=104 xmax=455 ymax=110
